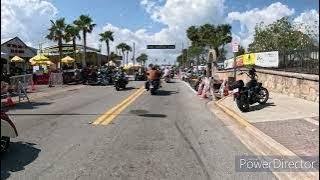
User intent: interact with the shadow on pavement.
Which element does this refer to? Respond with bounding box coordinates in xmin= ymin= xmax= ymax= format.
xmin=138 ymin=114 xmax=167 ymax=118
xmin=250 ymin=102 xmax=276 ymax=111
xmin=153 ymin=90 xmax=178 ymax=96
xmin=121 ymin=87 xmax=139 ymax=91
xmin=12 ymin=101 xmax=52 ymax=110
xmin=1 ymin=141 xmax=41 ymax=180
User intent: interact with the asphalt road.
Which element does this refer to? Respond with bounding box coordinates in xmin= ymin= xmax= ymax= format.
xmin=1 ymin=79 xmax=275 ymax=180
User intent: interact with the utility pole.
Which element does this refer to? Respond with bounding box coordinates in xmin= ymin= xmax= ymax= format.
xmin=132 ymin=42 xmax=135 ymax=65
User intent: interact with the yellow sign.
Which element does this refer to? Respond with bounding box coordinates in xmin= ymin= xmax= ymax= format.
xmin=243 ymin=53 xmax=256 ymax=65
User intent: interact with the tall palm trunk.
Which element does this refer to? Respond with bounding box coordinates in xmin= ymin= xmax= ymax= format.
xmin=73 ymin=38 xmax=77 ymax=67
xmin=122 ymin=50 xmax=125 ymax=65
xmin=58 ymin=38 xmax=63 ymax=69
xmin=106 ymin=40 xmax=110 ymax=62
xmin=82 ymin=30 xmax=87 ymax=67
xmin=126 ymin=51 xmax=129 ymax=65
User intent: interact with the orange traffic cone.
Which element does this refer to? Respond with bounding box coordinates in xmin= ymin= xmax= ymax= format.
xmin=5 ymin=95 xmax=16 ymax=107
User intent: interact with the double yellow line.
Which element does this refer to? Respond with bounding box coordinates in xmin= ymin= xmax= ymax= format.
xmin=93 ymin=86 xmax=145 ymax=125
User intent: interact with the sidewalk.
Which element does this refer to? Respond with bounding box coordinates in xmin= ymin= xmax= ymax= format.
xmin=214 ymin=92 xmax=319 ymax=158
xmin=1 ymin=84 xmax=85 ymax=105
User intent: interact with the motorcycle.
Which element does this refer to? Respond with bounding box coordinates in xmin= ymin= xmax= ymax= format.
xmin=1 ymin=111 xmax=18 ymax=153
xmin=148 ymin=80 xmax=160 ymax=95
xmin=114 ymin=73 xmax=128 ymax=91
xmin=229 ymin=68 xmax=269 ymax=112
xmin=134 ymin=71 xmax=147 ymax=81
xmin=164 ymin=75 xmax=170 ymax=83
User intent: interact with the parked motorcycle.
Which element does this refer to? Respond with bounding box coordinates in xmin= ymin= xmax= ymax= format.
xmin=229 ymin=68 xmax=269 ymax=112
xmin=1 ymin=111 xmax=18 ymax=153
xmin=114 ymin=73 xmax=128 ymax=91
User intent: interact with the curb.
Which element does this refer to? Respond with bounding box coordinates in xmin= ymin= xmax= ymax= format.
xmin=210 ymin=100 xmax=319 ymax=180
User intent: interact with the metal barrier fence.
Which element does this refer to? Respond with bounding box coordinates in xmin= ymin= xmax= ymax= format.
xmin=270 ymin=48 xmax=319 ymax=74
xmin=49 ymin=72 xmax=63 ymax=86
xmin=9 ymin=74 xmax=33 ymax=92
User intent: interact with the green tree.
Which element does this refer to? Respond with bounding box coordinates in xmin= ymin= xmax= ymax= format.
xmin=124 ymin=44 xmax=132 ymax=65
xmin=116 ymin=43 xmax=127 ymax=65
xmin=186 ymin=23 xmax=232 ymax=76
xmin=136 ymin=53 xmax=148 ymax=65
xmin=248 ymin=17 xmax=315 ymax=52
xmin=46 ymin=18 xmax=67 ymax=68
xmin=65 ymin=24 xmax=81 ymax=61
xmin=74 ymin=15 xmax=96 ymax=67
xmin=99 ymin=30 xmax=114 ymax=62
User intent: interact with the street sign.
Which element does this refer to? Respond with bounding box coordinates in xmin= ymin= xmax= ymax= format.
xmin=147 ymin=45 xmax=175 ymax=49
xmin=232 ymin=42 xmax=239 ymax=53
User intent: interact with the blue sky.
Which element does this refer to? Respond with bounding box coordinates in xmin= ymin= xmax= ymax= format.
xmin=2 ymin=0 xmax=319 ymax=64
xmin=52 ymin=0 xmax=319 ymax=34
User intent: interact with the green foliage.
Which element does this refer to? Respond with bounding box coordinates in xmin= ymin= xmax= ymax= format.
xmin=186 ymin=24 xmax=232 ymax=56
xmin=136 ymin=53 xmax=148 ymax=65
xmin=99 ymin=30 xmax=114 ymax=60
xmin=248 ymin=17 xmax=316 ymax=52
xmin=46 ymin=18 xmax=67 ymax=62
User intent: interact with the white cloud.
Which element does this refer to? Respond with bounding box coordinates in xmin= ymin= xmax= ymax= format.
xmin=1 ymin=0 xmax=58 ymax=47
xmin=88 ymin=0 xmax=227 ymax=64
xmin=227 ymin=2 xmax=295 ymax=48
xmin=293 ymin=10 xmax=319 ymax=40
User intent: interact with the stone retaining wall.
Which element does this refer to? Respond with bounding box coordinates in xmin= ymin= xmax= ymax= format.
xmin=215 ymin=69 xmax=319 ymax=102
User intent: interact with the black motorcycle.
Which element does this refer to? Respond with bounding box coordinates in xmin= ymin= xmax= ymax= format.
xmin=148 ymin=80 xmax=160 ymax=95
xmin=114 ymin=73 xmax=128 ymax=91
xmin=134 ymin=71 xmax=147 ymax=81
xmin=229 ymin=68 xmax=269 ymax=112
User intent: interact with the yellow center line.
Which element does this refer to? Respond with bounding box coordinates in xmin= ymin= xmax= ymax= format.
xmin=101 ymin=88 xmax=145 ymax=125
xmin=92 ymin=86 xmax=144 ymax=125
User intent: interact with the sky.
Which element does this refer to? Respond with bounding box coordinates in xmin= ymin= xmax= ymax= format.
xmin=1 ymin=0 xmax=319 ymax=64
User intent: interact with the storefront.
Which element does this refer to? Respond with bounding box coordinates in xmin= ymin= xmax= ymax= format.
xmin=1 ymin=37 xmax=37 ymax=75
xmin=42 ymin=44 xmax=108 ymax=67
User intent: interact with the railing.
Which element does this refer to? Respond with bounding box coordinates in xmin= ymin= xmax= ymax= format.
xmin=268 ymin=48 xmax=319 ymax=75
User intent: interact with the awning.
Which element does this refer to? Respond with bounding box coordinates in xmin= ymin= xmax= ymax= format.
xmin=11 ymin=56 xmax=25 ymax=63
xmin=61 ymin=56 xmax=75 ymax=63
xmin=29 ymin=54 xmax=49 ymax=62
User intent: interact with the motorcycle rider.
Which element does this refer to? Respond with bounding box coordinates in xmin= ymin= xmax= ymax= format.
xmin=145 ymin=65 xmax=161 ymax=91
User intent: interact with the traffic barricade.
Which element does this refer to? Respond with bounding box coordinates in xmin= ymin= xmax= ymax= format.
xmin=48 ymin=72 xmax=63 ymax=87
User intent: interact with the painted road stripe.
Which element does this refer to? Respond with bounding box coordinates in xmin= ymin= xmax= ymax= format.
xmin=304 ymin=117 xmax=319 ymax=126
xmin=92 ymin=86 xmax=144 ymax=125
xmin=101 ymin=88 xmax=145 ymax=125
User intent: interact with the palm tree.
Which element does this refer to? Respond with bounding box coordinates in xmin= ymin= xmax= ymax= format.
xmin=124 ymin=44 xmax=132 ymax=65
xmin=116 ymin=43 xmax=127 ymax=65
xmin=65 ymin=24 xmax=81 ymax=62
xmin=99 ymin=31 xmax=114 ymax=62
xmin=74 ymin=15 xmax=96 ymax=67
xmin=46 ymin=18 xmax=67 ymax=68
xmin=136 ymin=53 xmax=148 ymax=66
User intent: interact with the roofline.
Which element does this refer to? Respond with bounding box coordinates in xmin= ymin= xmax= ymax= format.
xmin=42 ymin=44 xmax=100 ymax=52
xmin=1 ymin=36 xmax=36 ymax=50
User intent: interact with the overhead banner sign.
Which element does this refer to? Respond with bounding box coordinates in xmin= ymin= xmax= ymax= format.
xmin=147 ymin=45 xmax=175 ymax=49
xmin=255 ymin=51 xmax=279 ymax=67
